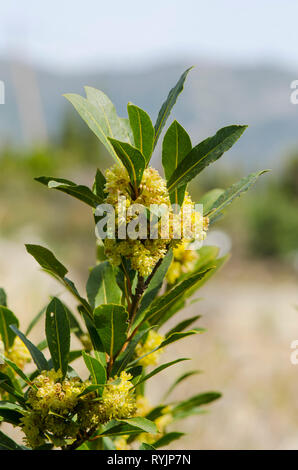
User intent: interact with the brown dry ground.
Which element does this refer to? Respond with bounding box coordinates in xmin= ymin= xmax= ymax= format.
xmin=1 ymin=239 xmax=298 ymax=450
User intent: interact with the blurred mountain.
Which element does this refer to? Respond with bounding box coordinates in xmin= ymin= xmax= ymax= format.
xmin=0 ymin=59 xmax=297 ymax=169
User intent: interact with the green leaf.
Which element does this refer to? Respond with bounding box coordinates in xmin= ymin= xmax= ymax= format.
xmin=25 ymin=244 xmax=68 ymax=278
xmin=0 ymin=371 xmax=25 ymax=404
xmin=0 ymin=402 xmax=25 ymax=425
xmin=153 ymin=432 xmax=185 ymax=448
xmin=118 ymin=417 xmax=157 ymax=434
xmin=0 ymin=288 xmax=7 ymax=307
xmin=0 ymin=306 xmax=19 ymax=350
xmin=143 ymin=269 xmax=212 ymax=324
xmin=81 ymin=309 xmax=105 ymax=353
xmin=45 ymin=297 xmax=70 ymax=377
xmin=161 ymin=329 xmax=203 ymax=348
xmin=172 ymin=392 xmax=221 ymax=416
xmin=35 ymin=176 xmax=102 ymax=208
xmin=64 ymin=93 xmax=121 ymax=163
xmin=85 ymin=86 xmax=133 ymax=144
xmin=199 ymin=189 xmax=224 ymax=215
xmin=108 ymin=138 xmax=146 ymax=194
xmin=82 ymin=351 xmax=106 ymax=389
xmin=25 ymin=305 xmax=46 ymax=336
xmin=164 ymin=370 xmax=201 ymax=399
xmin=94 ymin=304 xmax=128 ymax=358
xmin=134 ymin=358 xmax=190 ymax=388
xmin=10 ymin=326 xmax=49 ymax=372
xmin=137 ymin=250 xmax=173 ymax=321
xmin=154 ymin=67 xmax=193 ymax=148
xmin=0 ymin=430 xmax=26 ymax=450
xmin=207 ymin=170 xmax=268 ymax=221
xmin=162 ymin=120 xmax=192 ymax=206
xmin=1 ymin=355 xmax=34 ymax=387
xmin=101 ymin=417 xmax=157 ymax=437
xmin=94 ymin=169 xmax=106 ymax=201
xmin=165 ymin=315 xmax=201 ymax=338
xmin=86 ymin=262 xmax=122 ymax=309
xmin=119 ymin=118 xmax=134 ymax=145
xmin=167 ymin=125 xmax=247 ymax=193
xmin=112 ymin=326 xmax=153 ymax=375
xmin=127 ymin=103 xmax=154 ymax=162
xmin=139 ymin=442 xmax=156 ymax=450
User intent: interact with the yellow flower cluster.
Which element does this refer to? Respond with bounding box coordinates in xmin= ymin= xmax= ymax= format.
xmin=7 ymin=337 xmax=31 ymax=369
xmin=136 ymin=330 xmax=164 ymax=367
xmin=21 ymin=370 xmax=88 ymax=448
xmin=166 ymin=241 xmax=199 ymax=284
xmin=101 ymin=371 xmax=137 ymax=420
xmin=115 ymin=396 xmax=172 ymax=449
xmin=139 ymin=405 xmax=173 ymax=445
xmin=0 ymin=336 xmax=31 ymax=378
xmin=21 ymin=369 xmax=136 ymax=449
xmin=103 ymin=165 xmax=209 ymax=277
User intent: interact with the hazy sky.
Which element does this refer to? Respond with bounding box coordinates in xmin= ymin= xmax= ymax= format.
xmin=1 ymin=0 xmax=297 ymax=71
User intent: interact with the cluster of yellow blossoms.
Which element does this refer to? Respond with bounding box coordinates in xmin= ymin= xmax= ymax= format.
xmin=0 ymin=336 xmax=31 ymax=373
xmin=7 ymin=337 xmax=31 ymax=369
xmin=166 ymin=241 xmax=199 ymax=285
xmin=114 ymin=395 xmax=173 ymax=450
xmin=21 ymin=370 xmax=136 ymax=449
xmin=103 ymin=165 xmax=209 ymax=277
xmin=136 ymin=330 xmax=164 ymax=367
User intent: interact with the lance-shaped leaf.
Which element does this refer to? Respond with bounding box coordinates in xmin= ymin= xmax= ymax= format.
xmin=82 ymin=351 xmax=106 ymax=390
xmin=162 ymin=120 xmax=192 ymax=206
xmin=80 ymin=308 xmax=105 ymax=353
xmin=101 ymin=417 xmax=157 ymax=436
xmin=35 ymin=176 xmax=102 ymax=208
xmin=94 ymin=169 xmax=106 ymax=201
xmin=165 ymin=315 xmax=201 ymax=338
xmin=172 ymin=391 xmax=221 ymax=417
xmin=143 ymin=269 xmax=212 ymax=324
xmin=25 ymin=306 xmax=46 ymax=336
xmin=207 ymin=170 xmax=268 ymax=222
xmin=112 ymin=326 xmax=153 ymax=375
xmin=64 ymin=93 xmax=121 ymax=163
xmin=127 ymin=103 xmax=154 ymax=162
xmin=2 ymin=355 xmax=34 ymax=387
xmin=0 ymin=306 xmax=19 ymax=350
xmin=10 ymin=325 xmax=49 ymax=372
xmin=0 ymin=375 xmax=25 ymax=405
xmin=154 ymin=67 xmax=193 ymax=148
xmin=134 ymin=358 xmax=190 ymax=388
xmin=0 ymin=430 xmax=26 ymax=450
xmin=167 ymin=125 xmax=247 ymax=193
xmin=45 ymin=297 xmax=70 ymax=377
xmin=153 ymin=432 xmax=185 ymax=449
xmin=25 ymin=244 xmax=68 ymax=278
xmin=26 ymin=245 xmax=93 ymax=319
xmin=86 ymin=262 xmax=121 ymax=309
xmin=119 ymin=417 xmax=157 ymax=434
xmin=137 ymin=250 xmax=173 ymax=320
xmin=108 ymin=138 xmax=146 ymax=194
xmin=94 ymin=304 xmax=128 ymax=358
xmin=85 ymin=86 xmax=133 ymax=144
xmin=0 ymin=288 xmax=7 ymax=307
xmin=164 ymin=370 xmax=202 ymax=399
xmin=139 ymin=442 xmax=156 ymax=450
xmin=0 ymin=402 xmax=24 ymax=426
xmin=199 ymin=188 xmax=224 ymax=215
